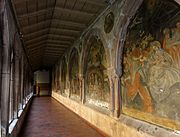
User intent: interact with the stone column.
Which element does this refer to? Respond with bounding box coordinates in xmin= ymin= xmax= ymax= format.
xmin=9 ymin=47 xmax=15 ymax=122
xmin=14 ymin=47 xmax=20 ymax=119
xmin=23 ymin=63 xmax=27 ymax=101
xmin=1 ymin=5 xmax=10 ymax=137
xmin=67 ymin=80 xmax=70 ymax=98
xmin=108 ymin=69 xmax=121 ymax=118
xmin=20 ymin=55 xmax=24 ymax=109
xmin=108 ymin=74 xmax=115 ymax=117
xmin=66 ymin=67 xmax=70 ymax=97
xmin=79 ymin=74 xmax=85 ymax=104
xmin=0 ymin=1 xmax=3 ymax=135
xmin=113 ymin=73 xmax=121 ymax=118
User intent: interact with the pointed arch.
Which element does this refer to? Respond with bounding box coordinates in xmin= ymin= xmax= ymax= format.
xmin=60 ymin=56 xmax=67 ymax=96
xmin=81 ymin=28 xmax=110 ymax=109
xmin=68 ymin=48 xmax=80 ymax=99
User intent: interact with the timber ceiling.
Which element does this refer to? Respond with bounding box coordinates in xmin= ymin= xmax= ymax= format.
xmin=11 ymin=0 xmax=109 ymax=71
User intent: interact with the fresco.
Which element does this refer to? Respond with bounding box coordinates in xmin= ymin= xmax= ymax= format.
xmin=69 ymin=49 xmax=80 ymax=99
xmin=56 ymin=65 xmax=60 ymax=91
xmin=121 ymin=0 xmax=180 ymax=129
xmin=85 ymin=36 xmax=110 ymax=109
xmin=61 ymin=57 xmax=67 ymax=95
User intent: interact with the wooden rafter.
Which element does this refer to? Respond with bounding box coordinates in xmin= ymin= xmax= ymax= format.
xmin=18 ymin=7 xmax=95 ymax=19
xmin=20 ymin=19 xmax=86 ymax=28
xmin=14 ymin=0 xmax=106 ymax=7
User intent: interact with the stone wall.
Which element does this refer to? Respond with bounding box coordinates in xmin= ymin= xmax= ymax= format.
xmin=51 ymin=0 xmax=180 ymax=136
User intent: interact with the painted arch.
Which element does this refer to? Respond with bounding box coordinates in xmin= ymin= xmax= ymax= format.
xmin=83 ymin=30 xmax=110 ymax=109
xmin=61 ymin=56 xmax=67 ymax=96
xmin=69 ymin=48 xmax=80 ymax=99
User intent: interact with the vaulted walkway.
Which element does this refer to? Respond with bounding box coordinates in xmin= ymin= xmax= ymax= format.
xmin=19 ymin=97 xmax=107 ymax=137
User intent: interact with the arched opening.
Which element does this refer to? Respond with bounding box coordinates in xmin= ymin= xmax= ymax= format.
xmin=61 ymin=57 xmax=67 ymax=96
xmin=120 ymin=0 xmax=180 ymax=130
xmin=55 ymin=64 xmax=60 ymax=92
xmin=69 ymin=48 xmax=80 ymax=100
xmin=84 ymin=35 xmax=110 ymax=109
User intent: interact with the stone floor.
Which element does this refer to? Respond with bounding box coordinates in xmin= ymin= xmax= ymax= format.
xmin=19 ymin=97 xmax=107 ymax=137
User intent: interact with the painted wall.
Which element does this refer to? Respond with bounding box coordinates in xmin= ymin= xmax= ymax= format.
xmin=121 ymin=0 xmax=180 ymax=131
xmin=51 ymin=0 xmax=180 ymax=136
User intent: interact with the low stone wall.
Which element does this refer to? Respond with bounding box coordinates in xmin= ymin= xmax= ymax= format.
xmin=52 ymin=92 xmax=152 ymax=137
xmin=8 ymin=98 xmax=32 ymax=137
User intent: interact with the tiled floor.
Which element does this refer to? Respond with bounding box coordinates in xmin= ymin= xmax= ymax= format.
xmin=19 ymin=97 xmax=106 ymax=137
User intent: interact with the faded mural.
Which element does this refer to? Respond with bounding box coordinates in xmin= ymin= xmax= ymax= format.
xmin=85 ymin=36 xmax=110 ymax=109
xmin=69 ymin=49 xmax=80 ymax=99
xmin=55 ymin=65 xmax=60 ymax=92
xmin=61 ymin=57 xmax=67 ymax=96
xmin=121 ymin=0 xmax=180 ymax=126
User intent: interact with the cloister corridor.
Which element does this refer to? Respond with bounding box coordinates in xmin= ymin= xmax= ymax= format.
xmin=0 ymin=0 xmax=180 ymax=137
xmin=19 ymin=97 xmax=106 ymax=137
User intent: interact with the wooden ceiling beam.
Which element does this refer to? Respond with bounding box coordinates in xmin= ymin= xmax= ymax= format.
xmin=18 ymin=8 xmax=53 ymax=18
xmin=84 ymin=0 xmax=106 ymax=6
xmin=22 ymin=21 xmax=83 ymax=32
xmin=47 ymin=39 xmax=72 ymax=45
xmin=45 ymin=47 xmax=66 ymax=50
xmin=26 ymin=38 xmax=72 ymax=48
xmin=45 ymin=50 xmax=64 ymax=53
xmin=44 ymin=52 xmax=63 ymax=56
xmin=46 ymin=43 xmax=70 ymax=48
xmin=44 ymin=53 xmax=61 ymax=57
xmin=44 ymin=54 xmax=60 ymax=57
xmin=26 ymin=41 xmax=47 ymax=48
xmin=55 ymin=7 xmax=95 ymax=16
xmin=23 ymin=28 xmax=79 ymax=38
xmin=26 ymin=40 xmax=71 ymax=49
xmin=28 ymin=46 xmax=44 ymax=52
xmin=14 ymin=0 xmax=106 ymax=7
xmin=24 ymin=34 xmax=75 ymax=44
xmin=21 ymin=19 xmax=86 ymax=28
xmin=18 ymin=7 xmax=94 ymax=19
xmin=23 ymin=29 xmax=49 ymax=38
xmin=45 ymin=50 xmax=65 ymax=53
xmin=29 ymin=51 xmax=43 ymax=55
xmin=48 ymin=34 xmax=76 ymax=40
xmin=22 ymin=27 xmax=80 ymax=36
xmin=27 ymin=43 xmax=70 ymax=53
xmin=25 ymin=35 xmax=48 ymax=45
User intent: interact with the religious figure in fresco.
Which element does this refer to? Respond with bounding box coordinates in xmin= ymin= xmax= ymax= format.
xmin=69 ymin=49 xmax=80 ymax=99
xmin=121 ymin=0 xmax=180 ymax=125
xmin=147 ymin=39 xmax=180 ymax=120
xmin=86 ymin=36 xmax=110 ymax=109
xmin=122 ymin=43 xmax=153 ymax=112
